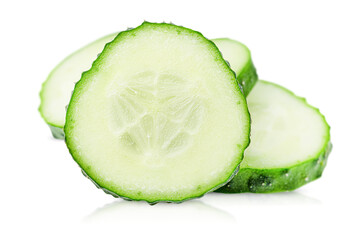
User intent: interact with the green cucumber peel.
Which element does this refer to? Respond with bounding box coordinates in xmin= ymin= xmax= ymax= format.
xmin=216 ymin=80 xmax=332 ymax=193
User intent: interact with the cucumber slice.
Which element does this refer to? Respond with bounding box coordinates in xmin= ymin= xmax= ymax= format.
xmin=216 ymin=80 xmax=332 ymax=193
xmin=39 ymin=35 xmax=256 ymax=139
xmin=212 ymin=38 xmax=258 ymax=96
xmin=65 ymin=22 xmax=250 ymax=203
xmin=39 ymin=33 xmax=118 ymax=138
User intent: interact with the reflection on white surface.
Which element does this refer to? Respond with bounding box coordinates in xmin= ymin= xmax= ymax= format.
xmin=205 ymin=190 xmax=322 ymax=206
xmin=83 ymin=199 xmax=235 ymax=225
xmin=83 ymin=191 xmax=321 ymax=227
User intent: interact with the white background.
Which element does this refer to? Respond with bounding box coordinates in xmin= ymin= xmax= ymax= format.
xmin=1 ymin=0 xmax=344 ymax=239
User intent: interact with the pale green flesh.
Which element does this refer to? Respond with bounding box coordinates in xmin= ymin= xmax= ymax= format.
xmin=39 ymin=35 xmax=254 ymax=136
xmin=243 ymin=81 xmax=330 ymax=169
xmin=212 ymin=38 xmax=250 ymax=75
xmin=65 ymin=23 xmax=250 ymax=203
xmin=39 ymin=34 xmax=117 ymax=128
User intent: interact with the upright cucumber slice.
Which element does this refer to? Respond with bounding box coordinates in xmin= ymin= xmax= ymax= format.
xmin=65 ymin=22 xmax=250 ymax=203
xmin=216 ymin=80 xmax=331 ymax=193
xmin=212 ymin=38 xmax=258 ymax=96
xmin=39 ymin=34 xmax=256 ymax=139
xmin=39 ymin=33 xmax=117 ymax=138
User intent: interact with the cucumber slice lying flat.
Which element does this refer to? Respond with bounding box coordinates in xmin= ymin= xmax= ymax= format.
xmin=39 ymin=33 xmax=117 ymax=138
xmin=39 ymin=34 xmax=256 ymax=139
xmin=212 ymin=38 xmax=258 ymax=96
xmin=216 ymin=80 xmax=332 ymax=193
xmin=65 ymin=22 xmax=250 ymax=203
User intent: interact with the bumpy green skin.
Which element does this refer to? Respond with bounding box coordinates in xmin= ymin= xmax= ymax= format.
xmin=216 ymin=81 xmax=332 ymax=193
xmin=65 ymin=22 xmax=250 ymax=204
xmin=48 ymin=125 xmax=65 ymax=139
xmin=81 ymin=165 xmax=240 ymax=205
xmin=237 ymin=58 xmax=257 ymax=97
xmin=216 ymin=142 xmax=332 ymax=193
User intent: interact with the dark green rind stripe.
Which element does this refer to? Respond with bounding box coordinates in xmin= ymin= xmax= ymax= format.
xmin=48 ymin=125 xmax=64 ymax=139
xmin=65 ymin=22 xmax=250 ymax=204
xmin=216 ymin=142 xmax=332 ymax=193
xmin=237 ymin=58 xmax=257 ymax=97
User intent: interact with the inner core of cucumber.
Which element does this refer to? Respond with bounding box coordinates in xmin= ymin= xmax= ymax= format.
xmin=108 ymin=71 xmax=204 ymax=163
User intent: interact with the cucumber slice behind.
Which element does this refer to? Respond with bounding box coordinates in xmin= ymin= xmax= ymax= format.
xmin=216 ymin=80 xmax=332 ymax=193
xmin=39 ymin=33 xmax=118 ymax=138
xmin=65 ymin=22 xmax=250 ymax=203
xmin=39 ymin=35 xmax=256 ymax=139
xmin=212 ymin=38 xmax=258 ymax=96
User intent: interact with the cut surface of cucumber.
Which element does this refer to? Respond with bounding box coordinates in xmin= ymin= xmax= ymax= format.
xmin=212 ymin=38 xmax=257 ymax=96
xmin=216 ymin=80 xmax=331 ymax=193
xmin=39 ymin=35 xmax=256 ymax=139
xmin=39 ymin=33 xmax=117 ymax=138
xmin=65 ymin=22 xmax=250 ymax=203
